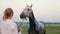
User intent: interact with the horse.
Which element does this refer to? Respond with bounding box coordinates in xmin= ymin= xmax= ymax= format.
xmin=20 ymin=4 xmax=46 ymax=34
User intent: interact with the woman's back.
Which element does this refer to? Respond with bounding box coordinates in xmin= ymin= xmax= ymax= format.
xmin=0 ymin=19 xmax=18 ymax=34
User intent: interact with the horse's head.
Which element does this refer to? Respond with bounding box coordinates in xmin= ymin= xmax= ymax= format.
xmin=20 ymin=4 xmax=33 ymax=19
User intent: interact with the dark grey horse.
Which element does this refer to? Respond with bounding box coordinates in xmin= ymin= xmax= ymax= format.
xmin=20 ymin=4 xmax=46 ymax=34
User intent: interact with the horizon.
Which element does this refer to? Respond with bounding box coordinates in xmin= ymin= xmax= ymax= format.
xmin=0 ymin=0 xmax=60 ymax=22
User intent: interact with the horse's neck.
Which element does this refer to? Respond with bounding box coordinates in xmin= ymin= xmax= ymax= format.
xmin=29 ymin=12 xmax=36 ymax=29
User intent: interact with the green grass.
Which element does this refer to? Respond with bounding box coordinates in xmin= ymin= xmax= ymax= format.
xmin=46 ymin=26 xmax=60 ymax=34
xmin=21 ymin=25 xmax=29 ymax=34
xmin=21 ymin=24 xmax=60 ymax=34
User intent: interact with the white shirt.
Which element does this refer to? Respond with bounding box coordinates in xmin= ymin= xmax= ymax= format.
xmin=0 ymin=19 xmax=18 ymax=34
xmin=19 ymin=32 xmax=21 ymax=34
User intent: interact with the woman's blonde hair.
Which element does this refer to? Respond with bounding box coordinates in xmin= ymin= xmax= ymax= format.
xmin=3 ymin=8 xmax=13 ymax=20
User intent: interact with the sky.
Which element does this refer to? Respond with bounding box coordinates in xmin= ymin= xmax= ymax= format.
xmin=0 ymin=0 xmax=60 ymax=22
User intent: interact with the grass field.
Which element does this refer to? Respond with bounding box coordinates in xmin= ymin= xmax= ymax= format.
xmin=20 ymin=24 xmax=60 ymax=34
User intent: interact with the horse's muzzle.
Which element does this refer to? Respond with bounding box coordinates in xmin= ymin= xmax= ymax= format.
xmin=20 ymin=14 xmax=26 ymax=19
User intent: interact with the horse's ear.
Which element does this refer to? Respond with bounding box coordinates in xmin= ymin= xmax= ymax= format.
xmin=26 ymin=4 xmax=29 ymax=7
xmin=30 ymin=4 xmax=32 ymax=8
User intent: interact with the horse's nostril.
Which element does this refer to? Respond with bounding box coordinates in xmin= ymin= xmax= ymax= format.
xmin=20 ymin=15 xmax=23 ymax=18
xmin=20 ymin=14 xmax=24 ymax=18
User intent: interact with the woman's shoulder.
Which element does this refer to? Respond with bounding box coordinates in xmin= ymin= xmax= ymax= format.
xmin=8 ymin=19 xmax=17 ymax=26
xmin=0 ymin=21 xmax=4 ymax=26
xmin=7 ymin=19 xmax=17 ymax=28
xmin=0 ymin=21 xmax=4 ymax=24
xmin=1 ymin=19 xmax=17 ymax=25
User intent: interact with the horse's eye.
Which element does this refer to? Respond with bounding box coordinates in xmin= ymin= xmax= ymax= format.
xmin=27 ymin=9 xmax=30 ymax=11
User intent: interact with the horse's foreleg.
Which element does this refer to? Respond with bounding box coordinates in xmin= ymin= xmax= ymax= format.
xmin=28 ymin=28 xmax=38 ymax=34
xmin=44 ymin=30 xmax=46 ymax=34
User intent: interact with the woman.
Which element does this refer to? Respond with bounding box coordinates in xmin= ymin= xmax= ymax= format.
xmin=0 ymin=8 xmax=18 ymax=34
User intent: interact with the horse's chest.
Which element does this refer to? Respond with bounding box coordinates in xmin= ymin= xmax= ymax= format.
xmin=29 ymin=22 xmax=36 ymax=29
xmin=35 ymin=21 xmax=45 ymax=31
